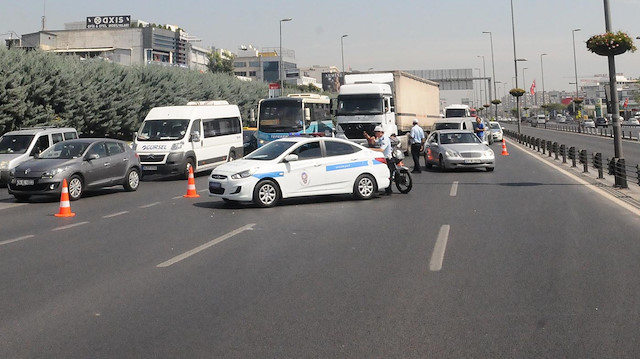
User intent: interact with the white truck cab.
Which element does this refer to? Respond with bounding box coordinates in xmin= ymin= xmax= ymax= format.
xmin=0 ymin=127 xmax=78 ymax=185
xmin=133 ymin=101 xmax=243 ymax=179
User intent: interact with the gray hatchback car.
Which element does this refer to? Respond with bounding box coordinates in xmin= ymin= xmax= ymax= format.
xmin=8 ymin=138 xmax=141 ymax=201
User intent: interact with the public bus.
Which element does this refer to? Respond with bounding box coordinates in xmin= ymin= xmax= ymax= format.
xmin=256 ymin=93 xmax=332 ymax=146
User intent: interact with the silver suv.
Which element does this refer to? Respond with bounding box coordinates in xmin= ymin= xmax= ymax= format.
xmin=0 ymin=127 xmax=78 ymax=186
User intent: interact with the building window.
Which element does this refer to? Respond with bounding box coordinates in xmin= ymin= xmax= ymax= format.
xmin=234 ymin=62 xmax=247 ymax=68
xmin=234 ymin=71 xmax=247 ymax=76
xmin=249 ymin=71 xmax=257 ymax=77
xmin=249 ymin=61 xmax=260 ymax=67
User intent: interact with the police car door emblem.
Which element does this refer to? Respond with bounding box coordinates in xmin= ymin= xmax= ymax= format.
xmin=300 ymin=171 xmax=309 ymax=185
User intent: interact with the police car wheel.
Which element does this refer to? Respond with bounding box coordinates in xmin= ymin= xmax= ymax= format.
xmin=353 ymin=174 xmax=376 ymax=200
xmin=253 ymin=179 xmax=280 ymax=208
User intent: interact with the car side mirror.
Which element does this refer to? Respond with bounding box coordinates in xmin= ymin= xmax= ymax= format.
xmin=283 ymin=154 xmax=299 ymax=162
xmin=85 ymin=153 xmax=100 ymax=161
xmin=190 ymin=131 xmax=200 ymax=142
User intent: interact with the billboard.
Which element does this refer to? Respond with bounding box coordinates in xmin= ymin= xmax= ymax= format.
xmin=322 ymin=72 xmax=342 ymax=92
xmin=86 ymin=16 xmax=131 ymax=28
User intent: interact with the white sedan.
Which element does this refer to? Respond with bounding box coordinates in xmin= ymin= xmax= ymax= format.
xmin=209 ymin=137 xmax=391 ymax=207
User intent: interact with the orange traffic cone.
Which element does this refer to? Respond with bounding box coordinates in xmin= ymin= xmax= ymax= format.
xmin=54 ymin=179 xmax=76 ymax=217
xmin=183 ymin=166 xmax=200 ymax=198
xmin=501 ymin=139 xmax=510 ymax=156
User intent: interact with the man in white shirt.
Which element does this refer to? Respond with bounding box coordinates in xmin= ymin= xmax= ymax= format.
xmin=409 ymin=119 xmax=425 ymax=173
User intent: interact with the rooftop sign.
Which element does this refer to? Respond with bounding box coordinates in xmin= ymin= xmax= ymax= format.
xmin=86 ymin=16 xmax=131 ymax=28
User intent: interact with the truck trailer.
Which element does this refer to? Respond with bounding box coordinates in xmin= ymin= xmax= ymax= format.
xmin=334 ymin=71 xmax=440 ymax=150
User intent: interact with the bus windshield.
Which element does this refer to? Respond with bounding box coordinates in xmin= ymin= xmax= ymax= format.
xmin=258 ymin=101 xmax=303 ymax=133
xmin=137 ymin=119 xmax=190 ymax=141
xmin=337 ymin=95 xmax=384 ymax=115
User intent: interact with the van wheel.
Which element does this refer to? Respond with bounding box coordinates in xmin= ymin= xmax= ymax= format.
xmin=183 ymin=158 xmax=195 ymax=180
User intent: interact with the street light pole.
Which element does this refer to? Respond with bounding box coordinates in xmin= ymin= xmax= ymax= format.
xmin=279 ymin=18 xmax=292 ymax=91
xmin=540 ymin=53 xmax=548 ymax=109
xmin=572 ymin=28 xmax=581 ymax=120
xmin=483 ymin=31 xmax=497 ymax=119
xmin=477 ymin=55 xmax=487 ymax=106
xmin=510 ymin=0 xmax=522 ymax=134
xmin=341 ymin=34 xmax=348 ymax=74
xmin=522 ymin=67 xmax=528 ymax=115
xmin=604 ymin=0 xmax=625 ymax=187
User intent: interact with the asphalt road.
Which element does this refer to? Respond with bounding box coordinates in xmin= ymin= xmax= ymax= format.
xmin=2 ymin=142 xmax=640 ymax=358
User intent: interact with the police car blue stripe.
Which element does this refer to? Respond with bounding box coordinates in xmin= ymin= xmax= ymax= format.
xmin=253 ymin=171 xmax=284 ymax=179
xmin=326 ymin=161 xmax=369 ymax=172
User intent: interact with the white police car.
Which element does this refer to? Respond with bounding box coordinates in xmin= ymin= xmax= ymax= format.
xmin=209 ymin=137 xmax=391 ymax=207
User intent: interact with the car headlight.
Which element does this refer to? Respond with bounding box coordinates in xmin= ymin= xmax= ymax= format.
xmin=41 ymin=167 xmax=70 ymax=179
xmin=444 ymin=150 xmax=461 ymax=158
xmin=0 ymin=161 xmax=8 ymax=170
xmin=230 ymin=168 xmax=258 ymax=180
xmin=170 ymin=142 xmax=184 ymax=151
xmin=484 ymin=149 xmax=494 ymax=157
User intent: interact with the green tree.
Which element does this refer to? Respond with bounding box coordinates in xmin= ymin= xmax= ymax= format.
xmin=206 ymin=52 xmax=235 ymax=74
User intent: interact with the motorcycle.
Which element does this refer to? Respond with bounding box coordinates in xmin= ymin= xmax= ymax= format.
xmin=389 ymin=135 xmax=412 ymax=194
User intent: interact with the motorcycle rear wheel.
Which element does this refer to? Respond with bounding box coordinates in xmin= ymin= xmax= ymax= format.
xmin=394 ymin=170 xmax=412 ymax=193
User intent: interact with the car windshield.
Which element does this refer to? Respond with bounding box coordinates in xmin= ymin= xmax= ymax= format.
xmin=39 ymin=142 xmax=90 ymax=159
xmin=490 ymin=123 xmax=501 ymax=129
xmin=440 ymin=132 xmax=481 ymax=144
xmin=245 ymin=141 xmax=297 ymax=161
xmin=0 ymin=135 xmax=34 ymax=154
xmin=137 ymin=119 xmax=190 ymax=141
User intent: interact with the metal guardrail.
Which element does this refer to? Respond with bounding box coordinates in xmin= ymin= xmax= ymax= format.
xmin=544 ymin=123 xmax=640 ymax=141
xmin=505 ymin=129 xmax=639 ymax=188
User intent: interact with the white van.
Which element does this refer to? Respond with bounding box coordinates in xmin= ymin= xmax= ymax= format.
xmin=0 ymin=127 xmax=78 ymax=185
xmin=134 ymin=101 xmax=244 ymax=179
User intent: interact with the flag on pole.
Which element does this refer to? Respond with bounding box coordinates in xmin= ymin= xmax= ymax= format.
xmin=530 ymin=80 xmax=536 ymax=95
xmin=623 ymin=97 xmax=629 ymax=108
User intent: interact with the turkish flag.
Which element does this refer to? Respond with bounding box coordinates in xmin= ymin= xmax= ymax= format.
xmin=623 ymin=97 xmax=629 ymax=108
xmin=530 ymin=80 xmax=536 ymax=95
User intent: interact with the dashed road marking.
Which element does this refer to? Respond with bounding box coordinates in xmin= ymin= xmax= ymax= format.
xmin=52 ymin=222 xmax=89 ymax=232
xmin=139 ymin=202 xmax=161 ymax=208
xmin=157 ymin=223 xmax=256 ymax=268
xmin=0 ymin=235 xmax=35 ymax=247
xmin=450 ymin=181 xmax=459 ymax=196
xmin=430 ymin=225 xmax=450 ymax=272
xmin=103 ymin=211 xmax=129 ymax=218
xmin=0 ymin=203 xmax=27 ymax=211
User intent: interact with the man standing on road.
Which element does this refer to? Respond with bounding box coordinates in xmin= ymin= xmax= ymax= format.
xmin=409 ymin=119 xmax=425 ymax=173
xmin=475 ymin=117 xmax=486 ymax=142
xmin=364 ymin=125 xmax=394 ymax=195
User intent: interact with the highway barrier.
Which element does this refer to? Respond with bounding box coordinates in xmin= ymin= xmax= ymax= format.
xmin=504 ymin=129 xmax=639 ymax=189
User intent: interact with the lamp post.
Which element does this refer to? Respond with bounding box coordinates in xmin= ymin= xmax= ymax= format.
xmin=540 ymin=53 xmax=548 ymax=108
xmin=572 ymin=28 xmax=581 ymax=120
xmin=279 ymin=18 xmax=292 ymax=91
xmin=604 ymin=0 xmax=625 ymax=187
xmin=477 ymin=55 xmax=487 ymax=106
xmin=510 ymin=0 xmax=523 ymax=133
xmin=522 ymin=67 xmax=528 ymax=116
xmin=482 ymin=31 xmax=497 ymax=119
xmin=341 ymin=34 xmax=348 ymax=74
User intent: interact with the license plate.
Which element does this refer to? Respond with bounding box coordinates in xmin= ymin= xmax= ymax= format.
xmin=143 ymin=165 xmax=157 ymax=171
xmin=210 ymin=182 xmax=221 ymax=189
xmin=17 ymin=179 xmax=34 ymax=186
xmin=464 ymin=159 xmax=481 ymax=164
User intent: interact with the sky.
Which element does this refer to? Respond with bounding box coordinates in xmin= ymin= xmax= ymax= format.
xmin=2 ymin=0 xmax=640 ymax=104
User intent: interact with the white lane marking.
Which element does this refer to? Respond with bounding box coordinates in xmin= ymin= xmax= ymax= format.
xmin=52 ymin=221 xmax=89 ymax=232
xmin=430 ymin=225 xmax=451 ymax=272
xmin=157 ymin=223 xmax=256 ymax=268
xmin=198 ymin=189 xmax=208 ymax=193
xmin=511 ymin=141 xmax=640 ymax=217
xmin=102 ymin=211 xmax=129 ymax=218
xmin=0 ymin=235 xmax=35 ymax=247
xmin=172 ymin=195 xmax=183 ymax=199
xmin=0 ymin=203 xmax=27 ymax=211
xmin=139 ymin=202 xmax=161 ymax=208
xmin=450 ymin=181 xmax=459 ymax=196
